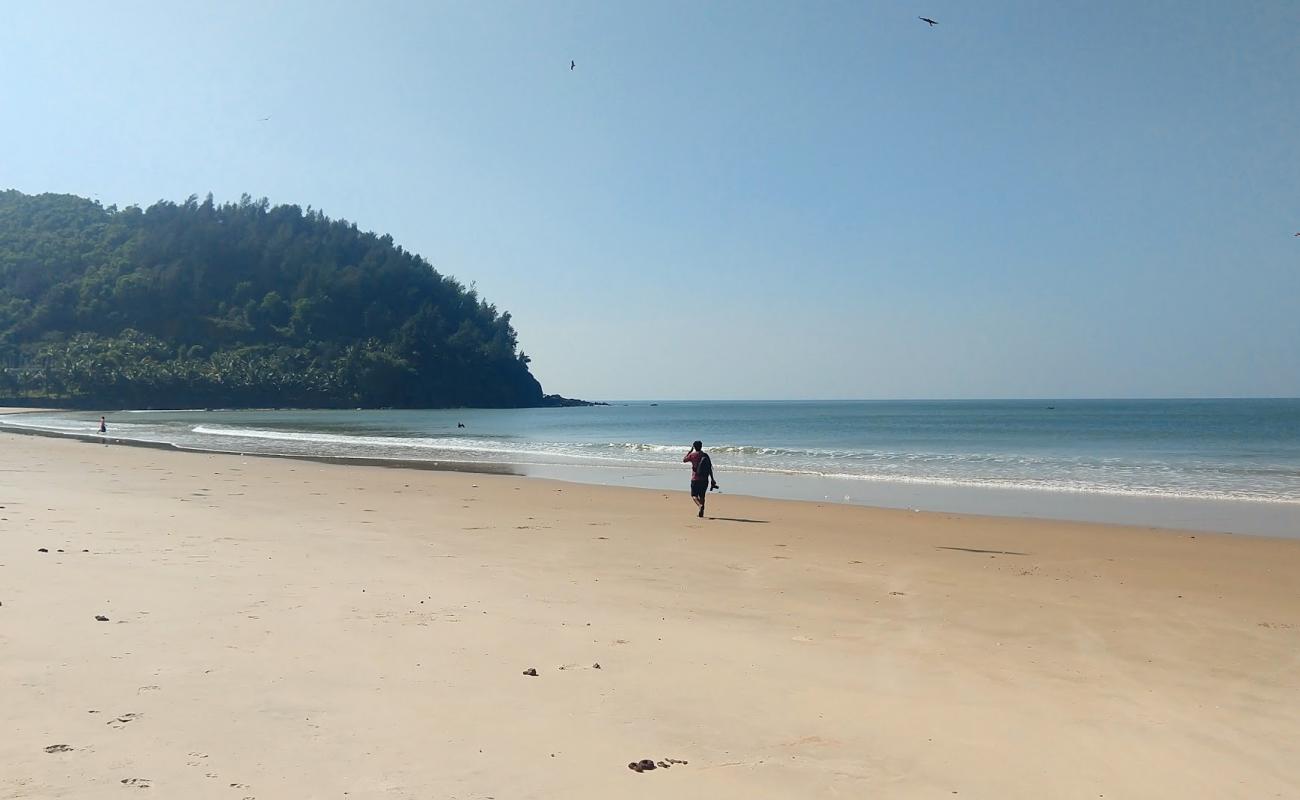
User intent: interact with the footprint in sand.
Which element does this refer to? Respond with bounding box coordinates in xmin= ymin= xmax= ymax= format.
xmin=120 ymin=778 xmax=151 ymax=788
xmin=107 ymin=713 xmax=141 ymax=728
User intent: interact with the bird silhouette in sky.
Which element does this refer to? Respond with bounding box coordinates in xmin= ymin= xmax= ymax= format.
xmin=919 ymin=16 xmax=938 ymax=26
xmin=570 ymin=60 xmax=575 ymax=70
xmin=259 ymin=115 xmax=272 ymax=122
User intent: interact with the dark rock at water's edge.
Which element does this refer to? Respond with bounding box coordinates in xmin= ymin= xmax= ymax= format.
xmin=539 ymin=394 xmax=607 ymax=407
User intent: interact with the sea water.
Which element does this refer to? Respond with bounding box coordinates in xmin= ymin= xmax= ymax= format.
xmin=4 ymin=400 xmax=1298 ymax=536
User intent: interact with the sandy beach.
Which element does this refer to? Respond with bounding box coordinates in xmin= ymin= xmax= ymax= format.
xmin=2 ymin=429 xmax=1298 ymax=799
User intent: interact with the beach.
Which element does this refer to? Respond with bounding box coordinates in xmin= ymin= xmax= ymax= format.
xmin=2 ymin=430 xmax=1298 ymax=799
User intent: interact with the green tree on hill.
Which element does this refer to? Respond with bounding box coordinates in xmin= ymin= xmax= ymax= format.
xmin=0 ymin=190 xmax=547 ymax=408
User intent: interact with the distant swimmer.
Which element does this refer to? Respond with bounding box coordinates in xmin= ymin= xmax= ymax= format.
xmin=683 ymin=440 xmax=719 ymax=518
xmin=98 ymin=416 xmax=107 ymax=434
xmin=570 ymin=60 xmax=575 ymax=70
xmin=919 ymin=16 xmax=938 ymax=26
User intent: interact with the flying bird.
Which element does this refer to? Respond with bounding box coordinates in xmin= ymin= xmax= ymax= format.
xmin=570 ymin=60 xmax=575 ymax=70
xmin=259 ymin=115 xmax=272 ymax=122
xmin=919 ymin=16 xmax=938 ymax=26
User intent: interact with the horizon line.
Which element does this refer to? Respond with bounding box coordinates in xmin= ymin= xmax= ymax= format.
xmin=583 ymin=396 xmax=1300 ymax=404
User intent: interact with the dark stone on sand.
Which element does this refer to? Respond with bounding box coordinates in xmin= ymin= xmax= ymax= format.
xmin=522 ymin=667 xmax=538 ymax=676
xmin=592 ymin=663 xmax=601 ymax=669
xmin=628 ymin=762 xmax=641 ymax=772
xmin=38 ymin=548 xmax=47 ymax=553
xmin=94 ymin=615 xmax=109 ymax=622
xmin=638 ymin=759 xmax=657 ymax=771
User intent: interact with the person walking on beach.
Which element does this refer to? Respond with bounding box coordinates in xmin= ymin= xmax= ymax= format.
xmin=683 ymin=440 xmax=719 ymax=518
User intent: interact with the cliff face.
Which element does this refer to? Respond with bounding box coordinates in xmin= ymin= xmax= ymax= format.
xmin=0 ymin=191 xmax=546 ymax=408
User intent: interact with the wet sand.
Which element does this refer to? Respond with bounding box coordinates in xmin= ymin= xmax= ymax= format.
xmin=2 ymin=431 xmax=1298 ymax=798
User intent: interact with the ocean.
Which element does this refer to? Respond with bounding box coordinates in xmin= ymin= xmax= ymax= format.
xmin=4 ymin=399 xmax=1299 ymax=536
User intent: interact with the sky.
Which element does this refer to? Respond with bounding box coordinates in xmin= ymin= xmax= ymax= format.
xmin=1 ymin=0 xmax=1297 ymax=401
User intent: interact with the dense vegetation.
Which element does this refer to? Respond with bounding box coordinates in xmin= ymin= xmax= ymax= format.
xmin=0 ymin=190 xmax=551 ymax=408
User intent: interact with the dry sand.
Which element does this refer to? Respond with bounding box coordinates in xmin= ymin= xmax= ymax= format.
xmin=1 ymin=430 xmax=1298 ymax=799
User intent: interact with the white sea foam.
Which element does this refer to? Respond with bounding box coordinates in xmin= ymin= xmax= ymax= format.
xmin=176 ymin=425 xmax=1300 ymax=504
xmin=189 ymin=425 xmax=635 ymax=463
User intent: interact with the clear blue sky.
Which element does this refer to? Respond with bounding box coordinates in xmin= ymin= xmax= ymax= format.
xmin=2 ymin=1 xmax=1297 ymax=400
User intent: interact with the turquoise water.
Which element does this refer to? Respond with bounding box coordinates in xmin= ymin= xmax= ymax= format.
xmin=5 ymin=400 xmax=1299 ymax=534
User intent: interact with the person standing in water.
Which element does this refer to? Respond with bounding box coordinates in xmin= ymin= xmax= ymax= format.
xmin=98 ymin=416 xmax=107 ymax=434
xmin=683 ymin=440 xmax=719 ymax=518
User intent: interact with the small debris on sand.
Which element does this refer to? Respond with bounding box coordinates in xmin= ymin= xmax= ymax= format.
xmin=522 ymin=667 xmax=538 ymax=677
xmin=44 ymin=744 xmax=73 ymax=753
xmin=94 ymin=615 xmax=109 ymax=622
xmin=37 ymin=548 xmax=48 ymax=553
xmin=628 ymin=759 xmax=658 ymax=772
xmin=592 ymin=662 xmax=601 ymax=669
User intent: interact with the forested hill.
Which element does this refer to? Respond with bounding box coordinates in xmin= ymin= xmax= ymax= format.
xmin=0 ymin=190 xmax=552 ymax=409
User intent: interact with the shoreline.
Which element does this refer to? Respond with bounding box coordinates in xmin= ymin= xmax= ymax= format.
xmin=2 ymin=431 xmax=1298 ymax=798
xmin=0 ymin=422 xmax=527 ymax=477
xmin=2 ymin=420 xmax=1296 ymax=539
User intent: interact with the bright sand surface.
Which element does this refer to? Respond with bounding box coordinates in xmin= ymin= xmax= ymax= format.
xmin=2 ymin=430 xmax=1298 ymax=799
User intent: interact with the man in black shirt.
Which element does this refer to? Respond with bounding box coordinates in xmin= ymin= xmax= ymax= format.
xmin=682 ymin=440 xmax=719 ymax=518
